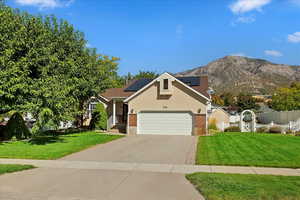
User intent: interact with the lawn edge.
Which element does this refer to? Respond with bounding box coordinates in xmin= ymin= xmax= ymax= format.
xmin=0 ymin=164 xmax=36 ymax=176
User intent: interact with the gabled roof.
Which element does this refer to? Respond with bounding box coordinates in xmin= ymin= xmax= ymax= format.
xmin=100 ymin=72 xmax=210 ymax=102
xmin=124 ymin=76 xmax=203 ymax=92
xmin=124 ymin=72 xmax=210 ymax=103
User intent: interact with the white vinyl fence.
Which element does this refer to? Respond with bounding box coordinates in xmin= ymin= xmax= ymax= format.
xmin=258 ymin=110 xmax=300 ymax=124
xmin=256 ymin=119 xmax=300 ymax=133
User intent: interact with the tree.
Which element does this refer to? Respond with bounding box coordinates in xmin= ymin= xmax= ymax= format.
xmin=270 ymin=82 xmax=300 ymax=111
xmin=118 ymin=71 xmax=159 ymax=86
xmin=220 ymin=92 xmax=235 ymax=106
xmin=212 ymin=95 xmax=224 ymax=106
xmin=0 ymin=6 xmax=32 ymax=114
xmin=89 ymin=103 xmax=107 ymax=130
xmin=134 ymin=71 xmax=159 ymax=79
xmin=236 ymin=93 xmax=260 ymax=112
xmin=0 ymin=6 xmax=119 ymax=128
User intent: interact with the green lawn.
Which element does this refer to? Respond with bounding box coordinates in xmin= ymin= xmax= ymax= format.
xmin=197 ymin=133 xmax=300 ymax=168
xmin=186 ymin=172 xmax=300 ymax=200
xmin=0 ymin=164 xmax=35 ymax=175
xmin=0 ymin=132 xmax=123 ymax=160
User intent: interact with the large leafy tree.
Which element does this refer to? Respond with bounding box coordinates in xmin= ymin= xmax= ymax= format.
xmin=236 ymin=93 xmax=260 ymax=112
xmin=0 ymin=5 xmax=119 ymax=127
xmin=270 ymin=82 xmax=300 ymax=111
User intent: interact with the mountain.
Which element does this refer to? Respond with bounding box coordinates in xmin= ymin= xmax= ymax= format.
xmin=177 ymin=56 xmax=300 ymax=95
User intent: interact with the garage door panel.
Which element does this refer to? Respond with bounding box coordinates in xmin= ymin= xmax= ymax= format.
xmin=138 ymin=112 xmax=192 ymax=135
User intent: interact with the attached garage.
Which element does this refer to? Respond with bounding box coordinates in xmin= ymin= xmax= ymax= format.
xmin=137 ymin=112 xmax=193 ymax=135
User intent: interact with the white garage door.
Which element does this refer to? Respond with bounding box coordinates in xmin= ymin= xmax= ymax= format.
xmin=138 ymin=112 xmax=193 ymax=135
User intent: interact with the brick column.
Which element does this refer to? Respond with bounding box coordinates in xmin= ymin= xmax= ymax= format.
xmin=194 ymin=114 xmax=207 ymax=136
xmin=128 ymin=114 xmax=137 ymax=135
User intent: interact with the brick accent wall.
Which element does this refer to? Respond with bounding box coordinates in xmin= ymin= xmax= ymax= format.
xmin=128 ymin=114 xmax=137 ymax=127
xmin=194 ymin=114 xmax=207 ymax=136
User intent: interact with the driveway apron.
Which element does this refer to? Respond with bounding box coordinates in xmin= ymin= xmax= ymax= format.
xmin=62 ymin=135 xmax=198 ymax=165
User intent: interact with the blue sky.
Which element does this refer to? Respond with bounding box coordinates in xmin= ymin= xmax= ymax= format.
xmin=7 ymin=0 xmax=300 ymax=75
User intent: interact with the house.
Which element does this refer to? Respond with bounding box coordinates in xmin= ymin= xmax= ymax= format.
xmin=86 ymin=72 xmax=211 ymax=136
xmin=208 ymin=106 xmax=230 ymax=131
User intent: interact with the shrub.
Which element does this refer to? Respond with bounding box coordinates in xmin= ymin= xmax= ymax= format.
xmin=256 ymin=126 xmax=269 ymax=133
xmin=208 ymin=129 xmax=219 ymax=135
xmin=32 ymin=108 xmax=58 ymax=135
xmin=295 ymin=132 xmax=300 ymax=136
xmin=3 ymin=112 xmax=31 ymax=140
xmin=224 ymin=126 xmax=241 ymax=132
xmin=0 ymin=125 xmax=5 ymax=140
xmin=208 ymin=118 xmax=218 ymax=130
xmin=269 ymin=126 xmax=282 ymax=134
xmin=89 ymin=103 xmax=107 ymax=130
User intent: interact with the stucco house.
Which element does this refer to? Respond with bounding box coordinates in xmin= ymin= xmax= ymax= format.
xmin=86 ymin=72 xmax=211 ymax=136
xmin=209 ymin=106 xmax=231 ymax=131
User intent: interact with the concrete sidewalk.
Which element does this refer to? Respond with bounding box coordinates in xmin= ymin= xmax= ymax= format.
xmin=1 ymin=159 xmax=300 ymax=176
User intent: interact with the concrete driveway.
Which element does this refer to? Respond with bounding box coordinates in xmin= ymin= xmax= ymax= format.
xmin=62 ymin=135 xmax=198 ymax=165
xmin=0 ymin=167 xmax=203 ymax=200
xmin=0 ymin=135 xmax=203 ymax=200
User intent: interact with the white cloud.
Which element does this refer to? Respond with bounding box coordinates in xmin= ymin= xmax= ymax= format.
xmin=288 ymin=32 xmax=300 ymax=43
xmin=230 ymin=0 xmax=272 ymax=14
xmin=264 ymin=50 xmax=283 ymax=57
xmin=15 ymin=0 xmax=74 ymax=9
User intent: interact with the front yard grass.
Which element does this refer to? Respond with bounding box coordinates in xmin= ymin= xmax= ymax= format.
xmin=0 ymin=132 xmax=123 ymax=160
xmin=197 ymin=133 xmax=300 ymax=168
xmin=186 ymin=172 xmax=300 ymax=200
xmin=0 ymin=164 xmax=35 ymax=175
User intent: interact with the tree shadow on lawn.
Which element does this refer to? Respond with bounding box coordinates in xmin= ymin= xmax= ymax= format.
xmin=28 ymin=136 xmax=66 ymax=145
xmin=0 ymin=135 xmax=81 ymax=145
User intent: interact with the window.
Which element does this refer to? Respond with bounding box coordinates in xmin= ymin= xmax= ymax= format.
xmin=88 ymin=103 xmax=98 ymax=118
xmin=163 ymin=79 xmax=168 ymax=90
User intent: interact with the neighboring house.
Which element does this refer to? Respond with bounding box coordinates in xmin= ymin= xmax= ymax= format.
xmin=209 ymin=107 xmax=230 ymax=131
xmin=86 ymin=72 xmax=211 ymax=136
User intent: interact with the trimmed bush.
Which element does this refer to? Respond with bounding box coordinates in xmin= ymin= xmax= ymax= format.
xmin=208 ymin=118 xmax=218 ymax=130
xmin=256 ymin=126 xmax=269 ymax=133
xmin=269 ymin=126 xmax=282 ymax=134
xmin=89 ymin=103 xmax=107 ymax=130
xmin=3 ymin=112 xmax=31 ymax=140
xmin=224 ymin=126 xmax=241 ymax=132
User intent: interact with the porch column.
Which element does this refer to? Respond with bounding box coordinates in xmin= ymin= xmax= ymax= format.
xmin=88 ymin=103 xmax=92 ymax=119
xmin=113 ymin=99 xmax=116 ymax=126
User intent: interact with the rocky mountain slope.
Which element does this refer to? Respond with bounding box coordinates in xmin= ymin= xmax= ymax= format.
xmin=177 ymin=56 xmax=300 ymax=95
